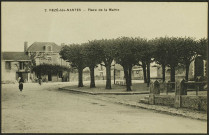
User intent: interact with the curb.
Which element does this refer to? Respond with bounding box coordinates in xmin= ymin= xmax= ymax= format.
xmin=58 ymin=88 xmax=97 ymax=95
xmin=115 ymin=102 xmax=207 ymax=121
xmin=96 ymin=97 xmax=207 ymax=121
xmin=59 ymin=87 xmax=149 ymax=95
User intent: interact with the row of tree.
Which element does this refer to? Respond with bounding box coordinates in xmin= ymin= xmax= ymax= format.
xmin=59 ymin=37 xmax=208 ymax=91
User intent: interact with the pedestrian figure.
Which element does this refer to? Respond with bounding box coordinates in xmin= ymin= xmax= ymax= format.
xmin=19 ymin=77 xmax=24 ymax=92
xmin=18 ymin=77 xmax=21 ymax=83
xmin=38 ymin=77 xmax=42 ymax=85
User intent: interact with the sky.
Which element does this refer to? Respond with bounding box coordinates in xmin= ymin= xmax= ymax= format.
xmin=2 ymin=2 xmax=208 ymax=52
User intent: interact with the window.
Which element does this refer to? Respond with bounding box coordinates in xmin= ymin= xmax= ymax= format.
xmin=100 ymin=72 xmax=103 ymax=77
xmin=44 ymin=46 xmax=52 ymax=52
xmin=43 ymin=46 xmax=46 ymax=51
xmin=19 ymin=62 xmax=24 ymax=70
xmin=46 ymin=56 xmax=52 ymax=61
xmin=47 ymin=46 xmax=52 ymax=51
xmin=59 ymin=71 xmax=62 ymax=78
xmin=5 ymin=62 xmax=11 ymax=70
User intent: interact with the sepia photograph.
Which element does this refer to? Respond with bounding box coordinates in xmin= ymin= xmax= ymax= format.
xmin=1 ymin=1 xmax=208 ymax=133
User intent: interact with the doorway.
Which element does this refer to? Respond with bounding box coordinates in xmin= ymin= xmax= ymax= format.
xmin=48 ymin=72 xmax=52 ymax=81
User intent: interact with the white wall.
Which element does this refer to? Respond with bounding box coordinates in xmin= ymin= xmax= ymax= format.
xmin=1 ymin=61 xmax=17 ymax=82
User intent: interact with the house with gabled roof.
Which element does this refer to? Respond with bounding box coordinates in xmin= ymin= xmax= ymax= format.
xmin=26 ymin=42 xmax=62 ymax=65
xmin=25 ymin=41 xmax=70 ymax=82
xmin=2 ymin=52 xmax=31 ymax=83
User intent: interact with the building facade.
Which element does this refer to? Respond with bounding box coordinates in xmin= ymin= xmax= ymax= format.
xmin=25 ymin=42 xmax=70 ymax=82
xmin=2 ymin=52 xmax=31 ymax=83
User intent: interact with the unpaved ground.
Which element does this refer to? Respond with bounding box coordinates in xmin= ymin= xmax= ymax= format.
xmin=1 ymin=82 xmax=207 ymax=133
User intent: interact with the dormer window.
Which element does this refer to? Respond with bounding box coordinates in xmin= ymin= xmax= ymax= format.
xmin=44 ymin=45 xmax=52 ymax=52
xmin=47 ymin=46 xmax=52 ymax=51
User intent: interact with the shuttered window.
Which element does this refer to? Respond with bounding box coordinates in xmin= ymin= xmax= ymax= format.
xmin=5 ymin=62 xmax=11 ymax=70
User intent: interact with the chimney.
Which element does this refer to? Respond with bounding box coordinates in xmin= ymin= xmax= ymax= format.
xmin=24 ymin=41 xmax=28 ymax=52
xmin=61 ymin=43 xmax=66 ymax=49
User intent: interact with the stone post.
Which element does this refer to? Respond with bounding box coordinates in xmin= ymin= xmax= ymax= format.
xmin=153 ymin=80 xmax=160 ymax=95
xmin=149 ymin=80 xmax=160 ymax=105
xmin=180 ymin=79 xmax=187 ymax=95
xmin=164 ymin=82 xmax=168 ymax=95
xmin=167 ymin=81 xmax=171 ymax=92
xmin=161 ymin=82 xmax=167 ymax=94
xmin=195 ymin=84 xmax=199 ymax=96
xmin=199 ymin=76 xmax=204 ymax=91
xmin=174 ymin=80 xmax=181 ymax=108
xmin=149 ymin=82 xmax=155 ymax=105
xmin=195 ymin=76 xmax=203 ymax=95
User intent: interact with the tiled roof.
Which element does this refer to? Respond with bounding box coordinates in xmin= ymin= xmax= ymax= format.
xmin=2 ymin=52 xmax=31 ymax=61
xmin=27 ymin=42 xmax=61 ymax=52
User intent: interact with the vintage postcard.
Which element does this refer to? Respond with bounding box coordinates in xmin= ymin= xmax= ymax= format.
xmin=1 ymin=1 xmax=208 ymax=133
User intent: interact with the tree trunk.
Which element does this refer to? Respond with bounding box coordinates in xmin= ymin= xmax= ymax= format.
xmin=124 ymin=66 xmax=131 ymax=91
xmin=162 ymin=64 xmax=166 ymax=82
xmin=114 ymin=67 xmax=116 ymax=84
xmin=89 ymin=66 xmax=96 ymax=88
xmin=205 ymin=60 xmax=208 ymax=81
xmin=142 ymin=61 xmax=147 ymax=83
xmin=147 ymin=62 xmax=150 ymax=87
xmin=170 ymin=66 xmax=175 ymax=89
xmin=105 ymin=64 xmax=112 ymax=89
xmin=128 ymin=66 xmax=132 ymax=86
xmin=185 ymin=62 xmax=190 ymax=81
xmin=170 ymin=66 xmax=175 ymax=82
xmin=78 ymin=68 xmax=83 ymax=87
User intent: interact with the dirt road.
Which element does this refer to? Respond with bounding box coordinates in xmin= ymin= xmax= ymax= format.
xmin=1 ymin=82 xmax=207 ymax=133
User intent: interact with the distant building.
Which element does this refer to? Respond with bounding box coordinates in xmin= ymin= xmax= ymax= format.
xmin=69 ymin=62 xmax=159 ymax=82
xmin=2 ymin=52 xmax=31 ymax=83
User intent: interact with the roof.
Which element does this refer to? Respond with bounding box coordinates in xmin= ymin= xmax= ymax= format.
xmin=27 ymin=42 xmax=61 ymax=52
xmin=111 ymin=64 xmax=124 ymax=70
xmin=2 ymin=52 xmax=31 ymax=61
xmin=111 ymin=65 xmax=143 ymax=71
xmin=132 ymin=68 xmax=142 ymax=71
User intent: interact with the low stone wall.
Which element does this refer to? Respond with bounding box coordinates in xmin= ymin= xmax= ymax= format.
xmin=154 ymin=95 xmax=175 ymax=107
xmin=149 ymin=80 xmax=207 ymax=111
xmin=151 ymin=95 xmax=207 ymax=111
xmin=181 ymin=95 xmax=207 ymax=111
xmin=199 ymin=96 xmax=208 ymax=111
